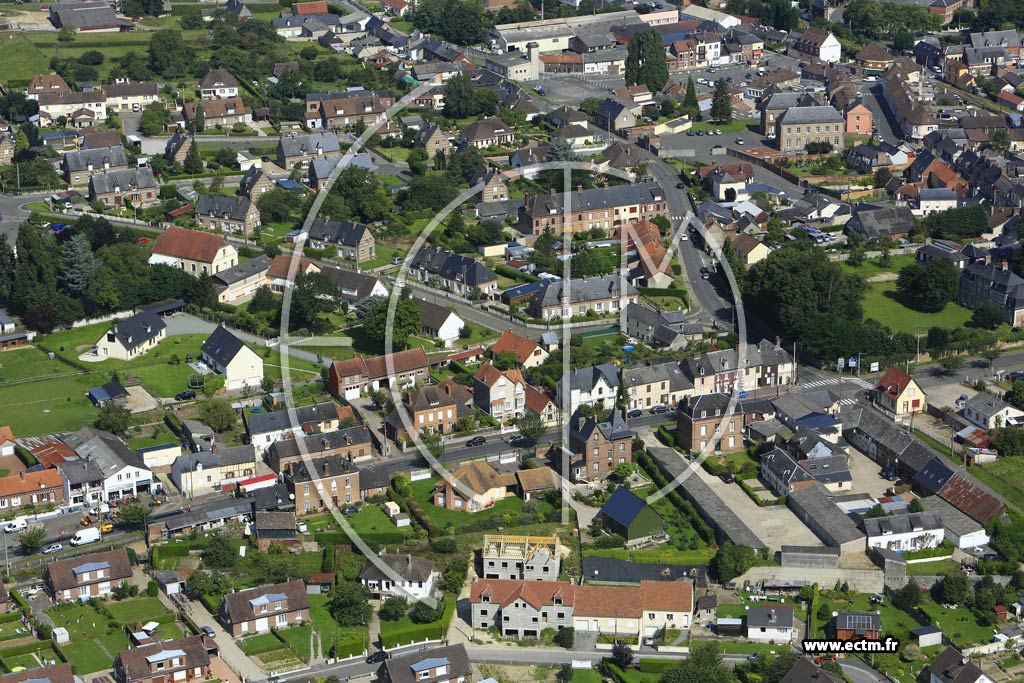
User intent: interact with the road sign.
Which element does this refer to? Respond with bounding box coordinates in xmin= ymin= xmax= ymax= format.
xmin=870 ymin=362 xmax=880 ymax=372
xmin=837 ymin=358 xmax=845 ymax=369
xmin=848 ymin=357 xmax=858 ymax=368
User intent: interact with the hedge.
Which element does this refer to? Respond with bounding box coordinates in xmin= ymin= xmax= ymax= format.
xmin=637 ymin=451 xmax=715 ymax=544
xmin=200 ymin=594 xmax=220 ymax=614
xmin=313 ymin=531 xmax=353 ymax=546
xmin=164 ymin=413 xmax=185 ymax=438
xmin=0 ymin=611 xmax=23 ymax=624
xmin=8 ymin=590 xmax=31 ymax=615
xmin=13 ymin=445 xmax=37 ymax=468
xmin=379 ymin=598 xmax=454 ymax=649
xmin=902 ymin=540 xmax=955 ymax=561
xmin=404 ymin=498 xmax=439 ymax=537
xmin=637 ymin=287 xmax=689 ymax=302
xmin=0 ymin=640 xmax=58 ymax=658
xmin=494 ymin=263 xmax=540 ymax=283
xmin=333 ymin=637 xmax=364 ymax=659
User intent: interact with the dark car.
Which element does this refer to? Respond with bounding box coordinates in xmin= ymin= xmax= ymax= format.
xmin=650 ymin=405 xmax=670 ymax=415
xmin=676 ymin=182 xmax=686 ymax=188
xmin=342 ymin=505 xmax=361 ymax=515
xmin=467 ymin=436 xmax=487 ymax=447
xmin=627 ymin=409 xmax=643 ymax=418
xmin=175 ymin=390 xmax=196 ymax=401
xmin=719 ymin=472 xmax=735 ymax=484
xmin=509 ymin=434 xmax=532 ymax=447
xmin=200 ymin=626 xmax=216 ymax=638
xmin=366 ymin=651 xmax=390 ymax=664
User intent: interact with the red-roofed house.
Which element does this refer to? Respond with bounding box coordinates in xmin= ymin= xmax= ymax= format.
xmin=292 ymin=1 xmax=328 ymax=14
xmin=473 ymin=364 xmax=526 ymax=424
xmin=490 ymin=330 xmax=549 ymax=369
xmin=149 ymin=227 xmax=238 ymax=276
xmin=999 ymin=91 xmax=1024 ymax=112
xmin=327 ymin=348 xmax=430 ymax=399
xmin=873 ymin=366 xmax=925 ymax=420
xmin=0 ymin=469 xmax=64 ymax=511
xmin=0 ymin=426 xmax=14 ymax=457
xmin=380 ymin=0 xmax=409 ymax=15
xmin=525 ymin=385 xmax=559 ymax=425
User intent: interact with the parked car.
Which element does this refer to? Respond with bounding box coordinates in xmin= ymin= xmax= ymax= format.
xmin=509 ymin=434 xmax=532 ymax=447
xmin=342 ymin=506 xmax=361 ymax=515
xmin=366 ymin=651 xmax=390 ymax=664
xmin=175 ymin=390 xmax=196 ymax=401
xmin=200 ymin=626 xmax=216 ymax=638
xmin=627 ymin=409 xmax=643 ymax=418
xmin=735 ymin=138 xmax=745 ymax=145
xmin=719 ymin=472 xmax=735 ymax=484
xmin=650 ymin=405 xmax=670 ymax=415
xmin=467 ymin=436 xmax=487 ymax=447
xmin=43 ymin=543 xmax=62 ymax=555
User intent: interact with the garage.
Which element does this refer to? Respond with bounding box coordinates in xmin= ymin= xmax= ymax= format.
xmin=344 ymin=387 xmax=360 ymax=401
xmin=574 ymin=619 xmax=589 ymax=631
xmin=255 ymin=617 xmax=268 ymax=631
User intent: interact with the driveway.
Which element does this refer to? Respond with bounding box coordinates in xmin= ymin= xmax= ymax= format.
xmin=846 ymin=447 xmax=895 ymax=498
xmin=175 ymin=594 xmax=265 ymax=681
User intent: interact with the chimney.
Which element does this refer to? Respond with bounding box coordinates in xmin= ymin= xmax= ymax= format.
xmin=323 ymin=461 xmax=329 ymax=476
xmin=19 ymin=471 xmax=24 ymax=481
xmin=769 ymin=609 xmax=776 ymax=623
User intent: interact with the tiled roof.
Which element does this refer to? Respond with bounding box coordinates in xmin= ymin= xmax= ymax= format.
xmin=152 ymin=227 xmax=229 ymax=264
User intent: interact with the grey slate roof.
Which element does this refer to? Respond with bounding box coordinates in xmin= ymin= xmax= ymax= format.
xmin=747 ymin=606 xmax=794 ymax=628
xmin=569 ymin=408 xmax=633 ymax=444
xmin=279 ymin=132 xmax=341 ymax=158
xmin=246 ymin=401 xmax=339 ymax=436
xmin=201 ymin=325 xmax=248 ymax=367
xmin=563 ymin=362 xmax=620 ymax=393
xmin=307 ymin=216 xmax=370 ymax=248
xmin=408 ymin=246 xmax=497 ymax=287
xmin=787 ymin=483 xmax=865 ymax=547
xmin=106 ymin=310 xmax=166 ymax=352
xmin=359 ymin=553 xmax=435 ymax=582
xmin=211 ymin=255 xmax=272 ymax=287
xmin=64 ymin=146 xmax=127 ymax=173
xmin=55 ymin=459 xmax=105 ymax=485
xmin=268 ymin=426 xmax=371 ymax=461
xmin=523 ymin=183 xmax=663 ymax=220
xmin=777 ymin=105 xmax=843 ymax=125
xmin=63 ymin=427 xmax=148 ymax=475
xmin=964 ymin=391 xmax=1016 ymax=421
xmin=381 ymin=645 xmax=471 ymax=683
xmin=919 ymin=496 xmax=986 ymax=538
xmin=581 ymin=556 xmax=708 ymax=585
xmin=89 ymin=167 xmax=156 ymax=195
xmin=530 ymin=275 xmax=638 ymax=308
xmin=622 ymin=360 xmax=693 ymax=394
xmin=862 ymin=510 xmax=943 ymax=537
xmin=195 ymin=194 xmax=253 ymax=222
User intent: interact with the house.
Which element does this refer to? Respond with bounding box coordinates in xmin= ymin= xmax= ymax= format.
xmin=306 ymin=216 xmax=376 ymax=263
xmin=240 ymin=167 xmax=273 ymax=199
xmin=252 ymin=511 xmax=299 ymax=551
xmin=415 ymin=124 xmax=452 ymax=159
xmin=731 ymin=233 xmax=772 ymax=266
xmin=113 ymin=636 xmax=210 ymax=683
xmin=526 ymin=275 xmax=639 ymax=321
xmin=520 ymin=183 xmax=666 ymax=236
xmin=856 ymin=42 xmax=894 ymax=73
xmin=598 ymin=487 xmax=664 ymax=546
xmin=285 ymin=454 xmax=360 ymax=514
xmin=473 ymin=364 xmax=526 ymax=424
xmin=26 ymin=74 xmax=70 ymax=100
xmin=94 ymin=310 xmax=166 ymax=361
xmin=677 ymin=393 xmax=745 ymax=454
xmin=481 ymin=534 xmax=561 ymax=581
xmin=682 ymin=339 xmax=794 ymax=395
xmin=37 ymin=91 xmax=106 ymax=127
xmin=623 ymin=360 xmax=694 ymax=412
xmin=165 ymin=132 xmax=191 ymax=165
xmin=568 ymin=410 xmax=633 ymax=483
xmin=524 ymin=385 xmax=559 ymax=426
xmin=103 ymin=81 xmax=159 ymax=114
xmin=218 ymin=580 xmax=310 ymax=636
xmin=0 ymin=469 xmax=64 ymax=512
xmin=149 ymin=227 xmax=238 ymax=276
xmin=170 ymin=445 xmax=257 ymax=497
xmin=0 ymin=427 xmax=15 ymax=457
xmin=277 ymin=132 xmax=342 ymax=169
xmin=490 ymin=330 xmax=549 ymax=369
xmin=210 ymin=256 xmax=272 ymax=304
xmin=847 ymin=202 xmax=916 ymax=241
xmin=44 ymin=548 xmax=132 ymax=601
xmin=778 ymin=660 xmax=844 ymax=683
xmin=378 ymin=645 xmax=471 ymax=683
xmin=308 ymin=90 xmax=394 ymax=129
xmin=594 ymin=97 xmax=637 ymax=133
xmin=407 ymin=247 xmax=499 ymax=298
xmin=433 ymin=460 xmax=514 ymax=512
xmin=414 ymin=299 xmax=464 ymax=348
xmin=200 ymin=326 xmax=264 ymax=391
xmin=183 ymin=98 xmax=252 ymax=129
xmin=791 ymin=27 xmax=841 ymax=63
xmin=246 ymin=401 xmax=348 ymax=456
xmin=863 ymin=511 xmax=944 ymax=552
xmin=775 ymin=105 xmax=845 ymax=153
xmin=963 ymin=392 xmax=1024 ymax=430
xmin=746 ymin=606 xmax=794 ymax=642
xmin=267 ymin=425 xmax=372 ymax=473
xmin=958 ymin=262 xmax=1024 ymax=327
xmin=461 ymin=118 xmax=515 ymax=149
xmin=623 ymin=304 xmax=694 ymax=350
xmin=760 ymin=448 xmax=814 ymax=496
xmin=63 ymin=427 xmax=153 ymax=501
xmin=557 ymin=363 xmax=620 ymax=415
xmin=359 ymin=553 xmax=438 ymax=600
xmin=0 ymin=135 xmax=12 ymax=167
xmin=385 ymin=385 xmax=462 ymax=443
xmin=873 ymin=366 xmax=925 ymax=420
xmin=845 ymin=102 xmax=873 ymax=136
xmin=63 ymin=146 xmax=129 ymax=185
xmin=199 ymin=69 xmax=240 ymax=99
xmin=470 ymin=579 xmax=576 ymax=637
xmin=928 ymin=647 xmax=994 ymax=683
xmin=88 ymin=167 xmax=158 ymax=208
xmin=328 ymin=348 xmax=430 ymax=399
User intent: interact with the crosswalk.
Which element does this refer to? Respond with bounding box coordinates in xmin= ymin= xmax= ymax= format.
xmin=802 ymin=377 xmax=874 ymax=390
xmin=839 ymin=398 xmax=859 ymax=406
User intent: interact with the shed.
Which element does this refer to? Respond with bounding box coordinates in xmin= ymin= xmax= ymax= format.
xmin=598 ymin=487 xmax=664 ymax=545
xmin=155 ymin=571 xmax=185 ymax=596
xmin=910 ymin=625 xmax=942 ymax=647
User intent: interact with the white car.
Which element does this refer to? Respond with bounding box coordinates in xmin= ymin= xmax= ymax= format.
xmin=43 ymin=543 xmax=62 ymax=555
xmin=735 ymin=138 xmax=745 ymax=145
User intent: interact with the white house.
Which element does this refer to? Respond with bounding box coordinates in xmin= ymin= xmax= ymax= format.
xmin=94 ymin=310 xmax=166 ymax=361
xmin=746 ymin=606 xmax=794 ymax=643
xmin=914 ymin=188 xmax=959 ymax=217
xmin=200 ymin=325 xmax=265 ymax=391
xmin=413 ymin=299 xmax=464 ymax=349
xmin=62 ymin=427 xmax=153 ymax=502
xmin=962 ymin=392 xmax=1024 ymax=430
xmin=0 ymin=426 xmax=15 ymax=457
xmin=557 ymin=363 xmax=620 ymax=416
xmin=863 ymin=511 xmax=944 ymax=552
xmin=920 ymin=496 xmax=990 ymax=550
xmin=358 ymin=553 xmax=439 ymax=601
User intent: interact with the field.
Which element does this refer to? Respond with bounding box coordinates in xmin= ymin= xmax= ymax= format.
xmin=971 ymin=457 xmax=1024 ymax=513
xmin=0 ymin=347 xmax=103 ymax=436
xmin=840 ymin=254 xmax=916 ymax=279
xmin=862 ymin=281 xmax=973 ymax=334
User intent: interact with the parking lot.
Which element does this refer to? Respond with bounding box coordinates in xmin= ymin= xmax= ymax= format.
xmin=846 ymin=446 xmax=897 ymax=498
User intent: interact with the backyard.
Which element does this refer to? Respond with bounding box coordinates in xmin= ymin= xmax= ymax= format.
xmin=409 ymin=478 xmax=552 ymax=533
xmin=917 ymin=598 xmax=998 ymax=648
xmin=862 ymin=281 xmax=973 ymax=334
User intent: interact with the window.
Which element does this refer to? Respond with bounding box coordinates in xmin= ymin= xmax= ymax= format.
xmin=276 ymin=613 xmax=288 ymax=626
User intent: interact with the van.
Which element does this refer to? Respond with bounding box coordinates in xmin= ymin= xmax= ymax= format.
xmin=70 ymin=527 xmax=101 ymax=547
xmin=4 ymin=520 xmax=26 ymax=533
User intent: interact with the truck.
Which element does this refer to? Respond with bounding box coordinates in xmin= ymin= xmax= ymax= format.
xmin=70 ymin=527 xmax=101 ymax=547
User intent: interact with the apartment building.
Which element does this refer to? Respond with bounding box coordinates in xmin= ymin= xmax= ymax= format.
xmin=286 ymin=454 xmax=360 ymax=513
xmin=520 ymin=183 xmax=666 ymax=236
xmin=774 ymin=105 xmax=845 ymax=153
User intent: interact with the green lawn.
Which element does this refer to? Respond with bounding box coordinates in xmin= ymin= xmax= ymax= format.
xmin=277 ymin=624 xmax=313 ymax=662
xmin=812 ymin=592 xmax=920 ymax=640
xmin=47 ymin=601 xmax=133 ymax=673
xmin=841 ymin=254 xmax=916 ymax=278
xmin=238 ymin=633 xmax=283 ymax=655
xmin=409 ymin=478 xmax=547 ymax=532
xmin=971 ymin=457 xmax=1024 ymax=513
xmin=105 ymin=597 xmax=172 ymax=625
xmin=906 ymin=559 xmax=961 ymax=576
xmin=583 ymin=546 xmax=717 ymax=565
xmin=918 ymin=599 xmax=997 ymax=648
xmin=0 ymin=347 xmax=102 ymax=436
xmin=310 ymin=594 xmax=364 ymax=658
xmin=0 ymin=32 xmax=52 ymax=86
xmin=862 ymin=281 xmax=973 ymax=334
xmin=688 ymin=120 xmax=752 ymax=134
xmin=358 ymin=245 xmax=407 ymax=271
xmin=571 ymin=670 xmax=602 ymax=683
xmin=344 ymin=505 xmax=414 ymax=545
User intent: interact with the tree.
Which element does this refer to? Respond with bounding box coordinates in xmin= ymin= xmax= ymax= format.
xmin=989 ymin=129 xmax=1010 ymax=155
xmin=249 ymin=286 xmax=278 ymax=314
xmin=660 ymin=641 xmax=731 ymax=683
xmin=893 ymin=29 xmax=915 ymax=51
xmin=895 ymin=258 xmax=959 ymax=313
xmin=364 ymin=296 xmax=421 ymax=350
xmin=992 ymin=427 xmax=1024 ymax=456
xmin=939 ymin=572 xmax=970 ymax=604
xmin=517 ymin=413 xmax=547 ymax=445
xmin=379 ymin=596 xmax=409 ymax=621
xmin=863 ymin=503 xmax=886 ymax=518
xmin=58 ymin=25 xmax=75 ymax=42
xmin=894 ymin=578 xmax=922 ymax=609
xmin=971 ymin=300 xmax=1005 ymax=330
xmin=682 ymin=76 xmax=699 ymax=117
xmin=873 ymin=167 xmax=893 ymax=188
xmin=256 ymin=189 xmax=294 ymax=223
xmin=95 ymin=401 xmax=131 ymax=434
xmin=199 ymin=398 xmax=237 ymax=433
xmin=625 ymin=29 xmax=669 ymax=93
xmin=0 ymin=234 xmax=14 ymax=304
xmin=59 ymin=233 xmax=97 ymax=296
xmin=712 ymin=542 xmax=755 ymax=583
xmin=11 ymin=223 xmax=58 ymax=316
xmin=410 ymin=600 xmax=443 ymax=624
xmin=138 ymin=102 xmax=170 ymax=136
xmin=183 ymin=141 xmax=204 ymax=175
xmin=908 ymin=498 xmax=924 ymax=512
xmin=710 ymin=79 xmax=732 ymax=124
xmin=611 ymin=641 xmax=634 ymax=669
xmin=202 ymin=533 xmax=236 ymax=569
xmin=290 ymin=271 xmax=335 ymax=332
xmin=1005 ymin=381 xmax=1024 ymax=411
xmin=939 ymin=355 xmax=965 ymax=375
xmin=442 ymin=73 xmax=497 ymax=118
xmin=927 ymin=326 xmax=950 ymax=356
xmin=192 ymin=102 xmax=206 ymax=133
xmin=148 ymin=30 xmax=195 ymax=77
xmin=761 ymin=652 xmax=801 ymax=683
xmin=328 ymin=582 xmax=373 ymax=626
xmin=412 ymin=0 xmax=489 ymax=45
xmin=117 ymin=502 xmax=153 ymax=529
xmin=553 ymin=627 xmax=574 ymax=648
xmin=18 ymin=527 xmax=46 ymax=555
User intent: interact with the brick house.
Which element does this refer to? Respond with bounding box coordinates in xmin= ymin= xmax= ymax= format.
xmin=194 ymin=194 xmax=261 ymax=236
xmin=267 ymin=425 xmax=372 ymax=472
xmin=327 ymin=348 xmax=430 ymax=399
xmin=676 ymin=393 xmax=744 ymax=454
xmin=286 ymin=454 xmax=361 ymax=514
xmin=45 ymin=548 xmax=133 ymax=601
xmin=113 ymin=636 xmax=210 ymax=683
xmin=218 ymin=580 xmax=310 ymax=636
xmin=519 ymin=183 xmax=666 ymax=236
xmin=0 ymin=469 xmax=65 ymax=512
xmin=306 ymin=216 xmax=376 ymax=263
xmin=88 ymin=167 xmax=158 ymax=208
xmin=489 ymin=330 xmax=549 ymax=369
xmin=567 ymin=409 xmax=634 ymax=482
xmin=385 ymin=385 xmax=462 ymax=443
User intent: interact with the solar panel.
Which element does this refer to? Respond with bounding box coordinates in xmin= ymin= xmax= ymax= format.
xmin=844 ymin=614 xmax=875 ymax=631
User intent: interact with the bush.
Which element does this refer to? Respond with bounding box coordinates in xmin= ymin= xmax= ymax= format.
xmin=553 ymin=627 xmax=574 ymax=648
xmin=147 ymin=580 xmax=159 ymax=597
xmin=432 ymin=537 xmax=457 ymax=553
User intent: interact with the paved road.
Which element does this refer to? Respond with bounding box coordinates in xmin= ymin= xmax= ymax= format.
xmin=0 ymin=191 xmax=48 ymax=243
